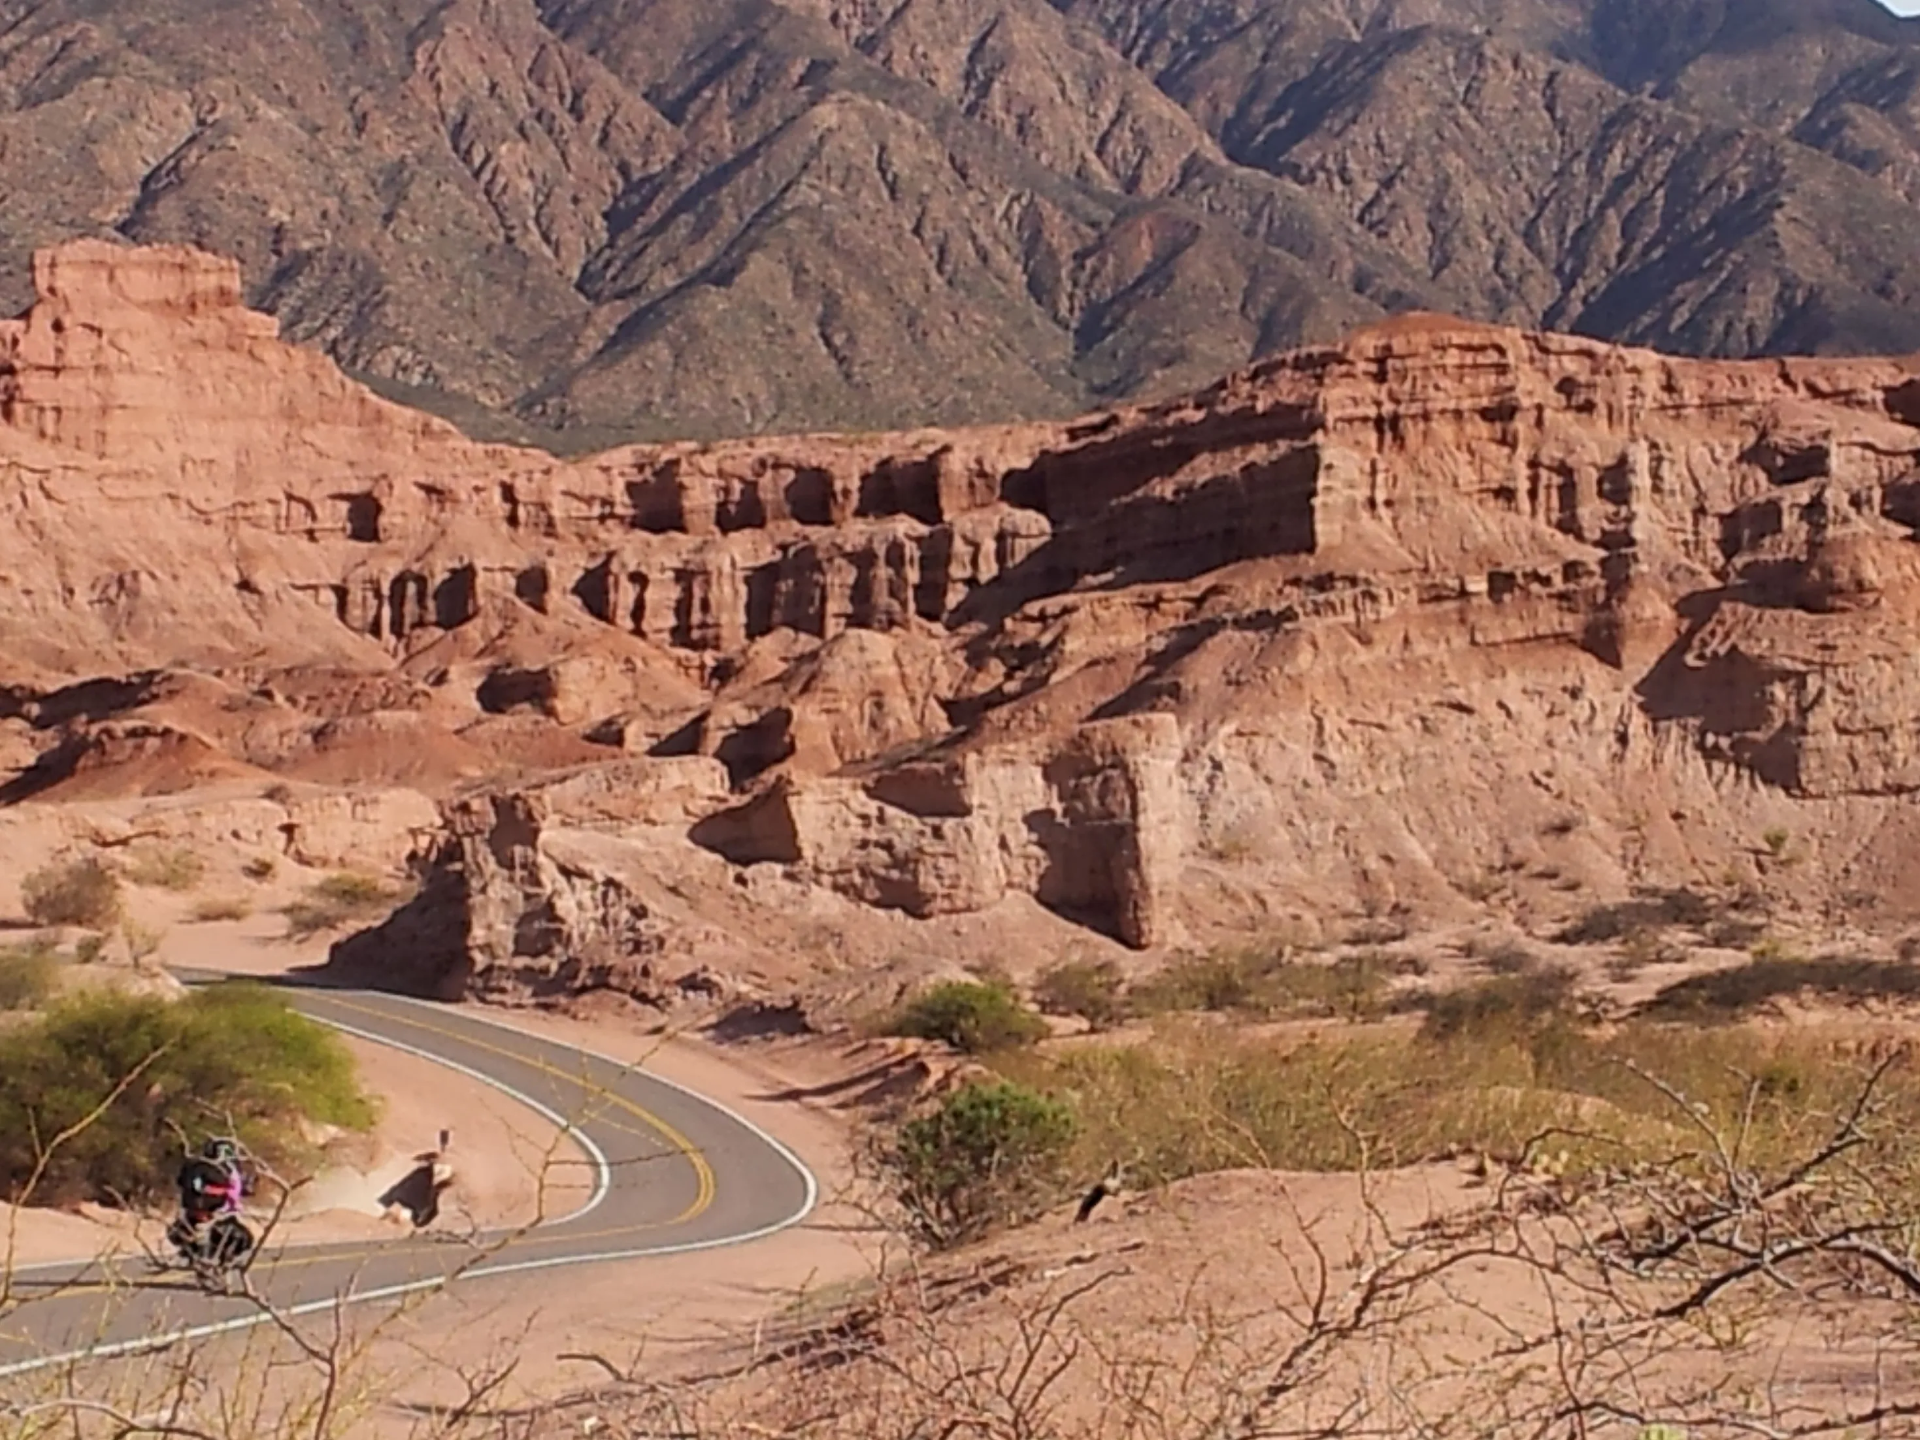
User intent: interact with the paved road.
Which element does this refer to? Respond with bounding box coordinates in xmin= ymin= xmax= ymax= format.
xmin=0 ymin=977 xmax=818 ymax=1378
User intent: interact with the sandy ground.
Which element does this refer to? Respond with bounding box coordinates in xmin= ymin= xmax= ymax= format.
xmin=9 ymin=896 xmax=1910 ymax=1438
xmin=620 ymin=1163 xmax=1905 ymax=1440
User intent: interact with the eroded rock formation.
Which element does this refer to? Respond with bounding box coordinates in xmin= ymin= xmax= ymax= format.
xmin=328 ymin=789 xmax=737 ymax=1005
xmin=11 ymin=239 xmax=1920 ymax=1000
xmin=692 ymin=713 xmax=1185 ymax=948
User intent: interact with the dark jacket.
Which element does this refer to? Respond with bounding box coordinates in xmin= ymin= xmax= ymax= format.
xmin=177 ymin=1157 xmax=240 ymax=1216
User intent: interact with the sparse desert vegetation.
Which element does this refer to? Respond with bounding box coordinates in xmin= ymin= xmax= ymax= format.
xmin=1641 ymin=951 xmax=1920 ymax=1020
xmin=1032 ymin=958 xmax=1125 ymax=1031
xmin=990 ymin=980 xmax=1898 ymax=1198
xmin=279 ymin=871 xmax=403 ymax=939
xmin=190 ymin=895 xmax=254 ymax=922
xmin=122 ymin=845 xmax=206 ymax=891
xmin=18 ymin=856 xmax=122 ymax=929
xmin=1111 ymin=945 xmax=1421 ymax=1023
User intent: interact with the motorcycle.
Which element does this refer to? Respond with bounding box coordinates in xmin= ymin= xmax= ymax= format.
xmin=155 ymin=1136 xmax=259 ymax=1293
xmin=163 ymin=1211 xmax=257 ymax=1292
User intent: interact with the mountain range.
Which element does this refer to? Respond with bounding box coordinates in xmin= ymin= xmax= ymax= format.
xmin=6 ymin=0 xmax=1920 ymax=446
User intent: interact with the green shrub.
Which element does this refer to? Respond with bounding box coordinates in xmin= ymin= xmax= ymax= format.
xmin=19 ymin=858 xmax=122 ymax=929
xmin=0 ymin=981 xmax=376 ymax=1208
xmin=884 ymin=1079 xmax=1076 ymax=1247
xmin=889 ymin=981 xmax=1048 ymax=1053
xmin=0 ymin=944 xmax=57 ymax=1011
xmin=1128 ymin=952 xmax=1257 ymax=1013
xmin=190 ymin=896 xmax=253 ymax=923
xmin=1033 ymin=960 xmax=1125 ymax=1030
xmin=242 ymin=856 xmax=278 ymax=882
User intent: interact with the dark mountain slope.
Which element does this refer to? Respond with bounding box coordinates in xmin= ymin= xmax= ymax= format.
xmin=5 ymin=0 xmax=1920 ymax=442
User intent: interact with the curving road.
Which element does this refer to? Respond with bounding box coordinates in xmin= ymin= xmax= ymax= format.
xmin=0 ymin=977 xmax=818 ymax=1379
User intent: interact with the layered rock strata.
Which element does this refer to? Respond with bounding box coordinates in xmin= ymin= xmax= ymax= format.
xmin=9 ymin=240 xmax=1920 ymax=994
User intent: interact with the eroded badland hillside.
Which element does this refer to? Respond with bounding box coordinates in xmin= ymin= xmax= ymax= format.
xmin=4 ymin=237 xmax=1920 ymax=1015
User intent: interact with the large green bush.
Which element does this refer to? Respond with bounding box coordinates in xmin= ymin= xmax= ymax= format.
xmin=884 ymin=1079 xmax=1076 ymax=1247
xmin=888 ymin=980 xmax=1049 ymax=1054
xmin=0 ymin=981 xmax=376 ymax=1208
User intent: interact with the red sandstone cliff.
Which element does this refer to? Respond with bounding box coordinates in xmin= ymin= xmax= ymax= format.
xmin=8 ymin=239 xmax=1920 ymax=997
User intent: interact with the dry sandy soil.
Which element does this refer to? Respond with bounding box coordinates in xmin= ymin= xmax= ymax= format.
xmin=7 ymin=833 xmax=1920 ymax=1440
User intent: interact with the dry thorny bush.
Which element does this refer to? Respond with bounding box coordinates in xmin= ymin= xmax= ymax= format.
xmin=3 ymin=1040 xmax=1919 ymax=1440
xmin=509 ymin=1050 xmax=1920 ymax=1440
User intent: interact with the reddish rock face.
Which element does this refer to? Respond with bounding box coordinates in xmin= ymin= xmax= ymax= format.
xmin=0 ymin=239 xmax=1064 ymax=677
xmin=9 ymin=237 xmax=1920 ymax=991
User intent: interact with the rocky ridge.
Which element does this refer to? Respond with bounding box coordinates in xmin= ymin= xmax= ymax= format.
xmin=11 ymin=0 xmax=1920 ymax=443
xmin=9 ymin=240 xmax=1920 ymax=1007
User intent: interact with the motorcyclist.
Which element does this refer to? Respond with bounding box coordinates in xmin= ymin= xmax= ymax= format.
xmin=166 ymin=1138 xmax=249 ymax=1259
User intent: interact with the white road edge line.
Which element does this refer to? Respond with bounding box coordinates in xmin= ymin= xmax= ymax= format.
xmin=300 ymin=1016 xmax=615 ymax=1228
xmin=5 ymin=1014 xmax=614 ymax=1280
xmin=0 ymin=991 xmax=822 ymax=1381
xmin=0 ymin=1214 xmax=820 ymax=1380
xmin=382 ymin=993 xmax=822 ymax=1230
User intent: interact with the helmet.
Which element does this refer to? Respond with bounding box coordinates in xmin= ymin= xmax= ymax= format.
xmin=200 ymin=1137 xmax=240 ymax=1165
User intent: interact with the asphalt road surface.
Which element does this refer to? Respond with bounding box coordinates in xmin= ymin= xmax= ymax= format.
xmin=0 ymin=976 xmax=818 ymax=1379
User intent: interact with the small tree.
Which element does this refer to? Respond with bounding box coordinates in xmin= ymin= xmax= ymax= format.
xmin=19 ymin=857 xmax=122 ymax=929
xmin=884 ymin=1079 xmax=1076 ymax=1247
xmin=890 ymin=980 xmax=1049 ymax=1054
